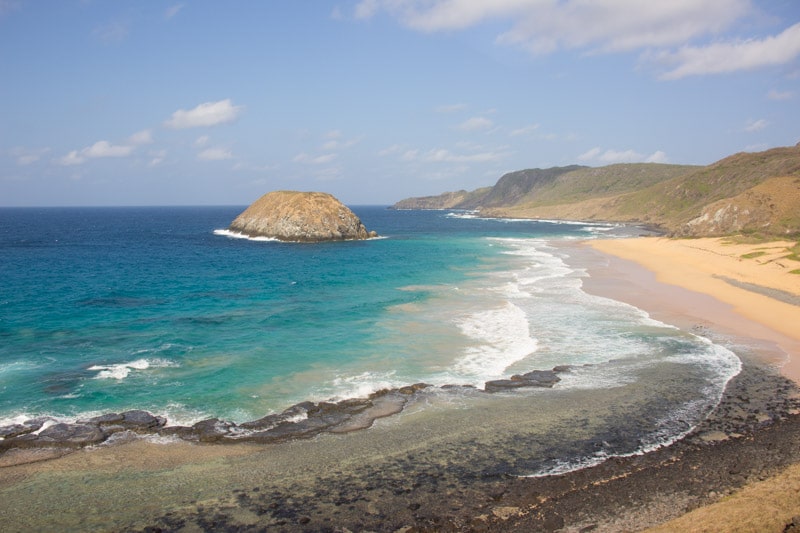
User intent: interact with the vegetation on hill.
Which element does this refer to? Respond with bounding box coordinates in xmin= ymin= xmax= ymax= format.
xmin=392 ymin=143 xmax=800 ymax=238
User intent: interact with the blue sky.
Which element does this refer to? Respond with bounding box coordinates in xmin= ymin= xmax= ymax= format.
xmin=1 ymin=1 xmax=799 ymax=206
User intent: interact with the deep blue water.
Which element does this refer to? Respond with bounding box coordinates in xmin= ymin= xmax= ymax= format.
xmin=0 ymin=206 xmax=740 ymax=461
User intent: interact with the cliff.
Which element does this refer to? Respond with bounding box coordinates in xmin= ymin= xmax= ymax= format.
xmin=229 ymin=191 xmax=377 ymax=242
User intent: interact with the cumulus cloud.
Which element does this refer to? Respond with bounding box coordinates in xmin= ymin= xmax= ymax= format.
xmin=197 ymin=147 xmax=233 ymax=161
xmin=654 ymin=22 xmax=800 ymax=80
xmin=579 ymin=147 xmax=668 ymax=164
xmin=744 ymin=119 xmax=769 ymax=132
xmin=83 ymin=140 xmax=134 ymax=158
xmin=354 ymin=1 xmax=800 ymax=78
xmin=578 ymin=147 xmax=602 ymax=161
xmin=128 ymin=129 xmax=153 ymax=145
xmin=458 ymin=116 xmax=494 ymax=132
xmin=59 ymin=140 xmax=135 ymax=165
xmin=164 ymin=99 xmax=244 ymax=129
xmin=57 ymin=130 xmax=154 ymax=166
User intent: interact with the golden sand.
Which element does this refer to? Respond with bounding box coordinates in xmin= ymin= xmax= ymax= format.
xmin=589 ymin=237 xmax=800 ymax=382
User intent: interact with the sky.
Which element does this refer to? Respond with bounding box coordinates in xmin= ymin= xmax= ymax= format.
xmin=1 ymin=1 xmax=799 ymax=207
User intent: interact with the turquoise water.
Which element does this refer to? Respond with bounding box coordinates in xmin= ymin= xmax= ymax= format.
xmin=0 ymin=206 xmax=740 ymax=456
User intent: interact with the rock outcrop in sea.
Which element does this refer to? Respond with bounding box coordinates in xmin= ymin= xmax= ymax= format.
xmin=229 ymin=190 xmax=377 ymax=242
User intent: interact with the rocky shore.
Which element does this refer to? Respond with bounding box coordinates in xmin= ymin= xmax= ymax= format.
xmin=3 ymin=358 xmax=798 ymax=532
xmin=120 ymin=360 xmax=800 ymax=532
xmin=0 ymin=371 xmax=562 ymax=455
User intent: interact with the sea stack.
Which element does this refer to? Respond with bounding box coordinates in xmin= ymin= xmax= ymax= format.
xmin=229 ymin=190 xmax=378 ymax=242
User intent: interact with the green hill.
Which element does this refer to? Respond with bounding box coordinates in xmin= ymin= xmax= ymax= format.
xmin=392 ymin=143 xmax=800 ymax=237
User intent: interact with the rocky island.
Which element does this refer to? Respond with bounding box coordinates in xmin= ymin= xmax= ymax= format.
xmin=228 ymin=190 xmax=377 ymax=242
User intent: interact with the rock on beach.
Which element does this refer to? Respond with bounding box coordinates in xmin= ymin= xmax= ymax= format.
xmin=229 ymin=190 xmax=378 ymax=242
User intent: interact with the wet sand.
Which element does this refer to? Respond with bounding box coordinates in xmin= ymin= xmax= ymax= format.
xmin=1 ymin=237 xmax=800 ymax=532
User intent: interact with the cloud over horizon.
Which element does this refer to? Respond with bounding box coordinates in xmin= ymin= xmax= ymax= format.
xmin=164 ymin=99 xmax=244 ymax=129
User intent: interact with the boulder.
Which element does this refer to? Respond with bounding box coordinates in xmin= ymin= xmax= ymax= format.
xmin=229 ymin=191 xmax=378 ymax=242
xmin=36 ymin=423 xmax=106 ymax=447
xmin=484 ymin=369 xmax=562 ymax=393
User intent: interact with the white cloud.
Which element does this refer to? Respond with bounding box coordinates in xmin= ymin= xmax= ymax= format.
xmin=164 ymin=99 xmax=244 ymax=129
xmin=646 ymin=150 xmax=669 ymax=163
xmin=197 ymin=147 xmax=233 ymax=161
xmin=148 ymin=149 xmax=167 ymax=167
xmin=128 ymin=129 xmax=153 ymax=145
xmin=458 ymin=116 xmax=493 ymax=132
xmin=402 ymin=149 xmax=419 ymax=161
xmin=10 ymin=146 xmax=49 ymax=166
xmin=59 ymin=150 xmax=86 ymax=166
xmin=358 ymin=0 xmax=748 ymax=51
xmin=744 ymin=118 xmax=769 ymax=132
xmin=509 ymin=123 xmax=540 ymax=137
xmin=579 ymin=147 xmax=668 ymax=164
xmin=356 ymin=1 xmax=800 ymax=79
xmin=59 ymin=140 xmax=135 ymax=165
xmin=355 ymin=0 xmax=380 ymax=20
xmin=83 ymin=140 xmax=133 ymax=158
xmin=578 ymin=147 xmax=602 ymax=161
xmin=194 ymin=135 xmax=210 ymax=147
xmin=655 ymin=22 xmax=800 ymax=80
xmin=767 ymin=89 xmax=794 ymax=100
xmin=599 ymin=149 xmax=642 ymax=163
xmin=378 ymin=144 xmax=403 ymax=156
xmin=165 ymin=4 xmax=185 ymax=20
xmin=293 ymin=152 xmax=338 ymax=164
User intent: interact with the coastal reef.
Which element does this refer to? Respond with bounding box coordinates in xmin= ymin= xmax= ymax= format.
xmin=0 ymin=369 xmax=566 ymax=454
xmin=229 ymin=190 xmax=377 ymax=242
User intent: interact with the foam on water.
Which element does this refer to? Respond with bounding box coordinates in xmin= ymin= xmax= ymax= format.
xmin=454 ymin=302 xmax=539 ymax=381
xmin=88 ymin=358 xmax=178 ymax=380
xmin=213 ymin=229 xmax=280 ymax=242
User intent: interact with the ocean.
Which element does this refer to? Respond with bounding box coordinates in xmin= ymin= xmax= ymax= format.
xmin=0 ymin=206 xmax=741 ymax=475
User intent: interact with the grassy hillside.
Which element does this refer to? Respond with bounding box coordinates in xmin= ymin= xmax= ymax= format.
xmin=613 ymin=144 xmax=800 ymax=228
xmin=392 ymin=143 xmax=800 ymax=238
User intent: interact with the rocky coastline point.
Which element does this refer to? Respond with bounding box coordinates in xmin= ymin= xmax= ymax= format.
xmin=228 ymin=190 xmax=377 ymax=242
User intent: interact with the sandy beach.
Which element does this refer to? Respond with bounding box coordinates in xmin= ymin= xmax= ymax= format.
xmin=1 ymin=235 xmax=800 ymax=532
xmin=583 ymin=236 xmax=800 ymax=532
xmin=588 ymin=237 xmax=800 ymax=382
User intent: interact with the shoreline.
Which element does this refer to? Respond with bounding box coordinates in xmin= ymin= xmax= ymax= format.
xmin=584 ymin=236 xmax=800 ymax=383
xmin=2 ymin=234 xmax=800 ymax=531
